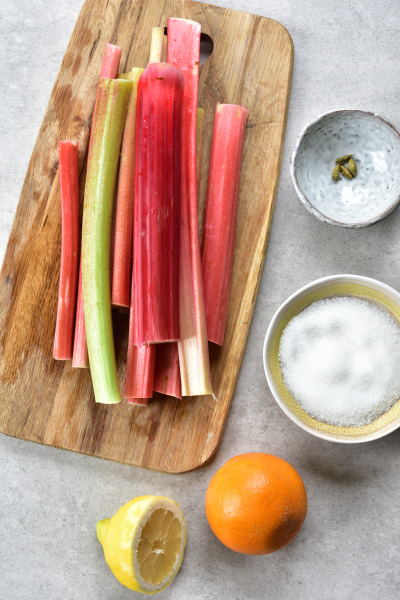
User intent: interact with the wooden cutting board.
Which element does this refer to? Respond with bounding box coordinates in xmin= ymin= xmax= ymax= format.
xmin=0 ymin=0 xmax=292 ymax=473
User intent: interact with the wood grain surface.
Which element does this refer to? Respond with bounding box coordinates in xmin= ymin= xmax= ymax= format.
xmin=0 ymin=0 xmax=293 ymax=472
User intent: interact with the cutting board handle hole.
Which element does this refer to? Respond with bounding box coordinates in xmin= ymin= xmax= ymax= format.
xmin=200 ymin=33 xmax=214 ymax=65
xmin=162 ymin=27 xmax=214 ymax=65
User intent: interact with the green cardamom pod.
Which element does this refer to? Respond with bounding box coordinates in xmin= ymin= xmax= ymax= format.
xmin=347 ymin=157 xmax=357 ymax=177
xmin=335 ymin=154 xmax=352 ymax=164
xmin=340 ymin=165 xmax=353 ymax=179
xmin=332 ymin=164 xmax=341 ymax=182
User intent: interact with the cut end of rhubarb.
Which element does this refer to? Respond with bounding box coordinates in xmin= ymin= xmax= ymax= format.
xmin=53 ymin=352 xmax=71 ymax=361
xmin=167 ymin=18 xmax=201 ymax=67
xmin=111 ymin=298 xmax=130 ymax=309
xmin=127 ymin=397 xmax=149 ymax=406
xmin=167 ymin=17 xmax=201 ymax=29
xmin=154 ymin=343 xmax=182 ymax=399
xmin=100 ymin=43 xmax=122 ymax=79
xmin=149 ymin=27 xmax=165 ymax=63
xmin=128 ymin=67 xmax=145 ymax=83
xmin=123 ymin=334 xmax=156 ymax=399
xmin=71 ymin=361 xmax=89 ymax=369
xmin=216 ymin=103 xmax=249 ymax=118
xmin=58 ymin=140 xmax=79 ymax=150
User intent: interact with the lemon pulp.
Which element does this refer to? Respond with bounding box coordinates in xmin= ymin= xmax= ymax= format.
xmin=136 ymin=507 xmax=184 ymax=586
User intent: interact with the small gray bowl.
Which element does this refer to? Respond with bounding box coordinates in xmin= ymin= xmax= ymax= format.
xmin=290 ymin=110 xmax=400 ymax=227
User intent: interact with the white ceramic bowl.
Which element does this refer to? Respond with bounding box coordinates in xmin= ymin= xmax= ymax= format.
xmin=263 ymin=274 xmax=400 ymax=443
xmin=291 ymin=110 xmax=400 ymax=227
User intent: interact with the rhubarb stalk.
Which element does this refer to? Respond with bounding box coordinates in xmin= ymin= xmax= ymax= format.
xmin=71 ymin=265 xmax=88 ymax=367
xmin=111 ymin=67 xmax=144 ymax=308
xmin=124 ymin=287 xmax=156 ymax=404
xmin=167 ymin=18 xmax=212 ymax=396
xmin=202 ymin=104 xmax=248 ymax=345
xmin=154 ymin=344 xmax=182 ymax=399
xmin=196 ymin=107 xmax=204 ymax=192
xmin=153 ymin=104 xmax=205 ymax=397
xmin=72 ymin=43 xmax=123 ymax=367
xmin=149 ymin=27 xmax=165 ymax=63
xmin=122 ymin=32 xmax=167 ymax=403
xmin=124 ymin=344 xmax=155 ymax=404
xmin=100 ymin=43 xmax=122 ymax=79
xmin=81 ymin=78 xmax=131 ymax=404
xmin=53 ymin=140 xmax=80 ymax=360
xmin=133 ymin=62 xmax=183 ymax=345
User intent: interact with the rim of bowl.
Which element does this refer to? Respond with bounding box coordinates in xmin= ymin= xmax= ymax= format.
xmin=290 ymin=109 xmax=400 ymax=228
xmin=263 ymin=273 xmax=400 ymax=443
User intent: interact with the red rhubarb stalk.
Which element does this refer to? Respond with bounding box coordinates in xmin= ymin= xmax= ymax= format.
xmin=167 ymin=18 xmax=212 ymax=396
xmin=71 ymin=265 xmax=88 ymax=367
xmin=133 ymin=62 xmax=183 ymax=345
xmin=53 ymin=141 xmax=80 ymax=360
xmin=111 ymin=68 xmax=144 ymax=308
xmin=153 ymin=104 xmax=204 ymax=397
xmin=100 ymin=43 xmax=122 ymax=79
xmin=153 ymin=343 xmax=182 ymax=399
xmin=124 ymin=304 xmax=156 ymax=405
xmin=202 ymin=104 xmax=248 ymax=345
xmin=196 ymin=107 xmax=204 ymax=193
xmin=123 ymin=32 xmax=168 ymax=404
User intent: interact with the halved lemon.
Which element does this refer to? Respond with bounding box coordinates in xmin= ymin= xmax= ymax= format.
xmin=96 ymin=495 xmax=187 ymax=594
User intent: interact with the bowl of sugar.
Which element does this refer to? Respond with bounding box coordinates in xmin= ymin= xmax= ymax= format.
xmin=291 ymin=110 xmax=400 ymax=227
xmin=263 ymin=274 xmax=400 ymax=442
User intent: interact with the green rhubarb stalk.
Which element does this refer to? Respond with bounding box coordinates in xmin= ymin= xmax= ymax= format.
xmin=82 ymin=78 xmax=132 ymax=404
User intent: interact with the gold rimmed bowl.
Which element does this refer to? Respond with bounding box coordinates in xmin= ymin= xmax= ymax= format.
xmin=263 ymin=274 xmax=400 ymax=443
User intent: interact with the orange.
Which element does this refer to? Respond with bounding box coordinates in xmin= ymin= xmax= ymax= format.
xmin=205 ymin=452 xmax=307 ymax=555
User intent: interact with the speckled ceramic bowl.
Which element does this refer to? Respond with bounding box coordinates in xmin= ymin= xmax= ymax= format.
xmin=291 ymin=110 xmax=400 ymax=227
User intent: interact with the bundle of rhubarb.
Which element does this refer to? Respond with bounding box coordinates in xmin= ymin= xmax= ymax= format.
xmin=53 ymin=19 xmax=248 ymax=405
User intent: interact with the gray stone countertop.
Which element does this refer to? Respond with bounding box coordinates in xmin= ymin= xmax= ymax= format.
xmin=1 ymin=1 xmax=400 ymax=598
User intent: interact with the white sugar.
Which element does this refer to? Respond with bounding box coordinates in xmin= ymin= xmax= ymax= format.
xmin=279 ymin=296 xmax=400 ymax=426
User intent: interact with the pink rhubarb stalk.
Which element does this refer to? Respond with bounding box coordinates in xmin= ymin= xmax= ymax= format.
xmin=133 ymin=62 xmax=183 ymax=345
xmin=53 ymin=140 xmax=80 ymax=360
xmin=202 ymin=104 xmax=248 ymax=346
xmin=123 ymin=32 xmax=168 ymax=404
xmin=100 ymin=43 xmax=122 ymax=79
xmin=167 ymin=18 xmax=212 ymax=396
xmin=124 ymin=311 xmax=156 ymax=405
xmin=111 ymin=68 xmax=144 ymax=308
xmin=196 ymin=107 xmax=204 ymax=192
xmin=124 ymin=268 xmax=156 ymax=404
xmin=71 ymin=265 xmax=88 ymax=367
xmin=153 ymin=343 xmax=182 ymax=399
